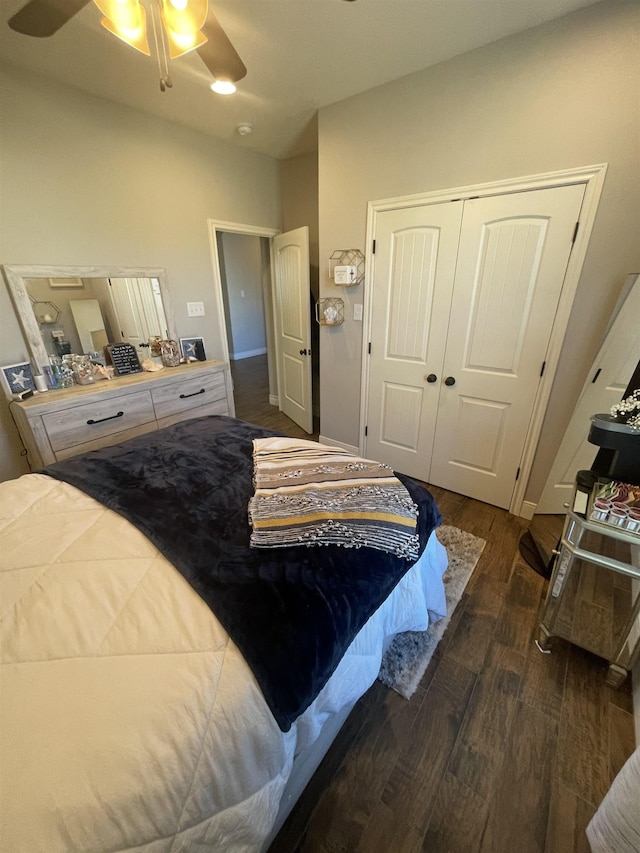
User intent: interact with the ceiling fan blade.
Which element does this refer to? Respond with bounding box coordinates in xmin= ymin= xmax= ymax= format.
xmin=197 ymin=8 xmax=246 ymax=83
xmin=8 ymin=0 xmax=91 ymax=37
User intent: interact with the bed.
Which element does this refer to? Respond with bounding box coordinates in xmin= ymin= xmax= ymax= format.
xmin=0 ymin=415 xmax=447 ymax=852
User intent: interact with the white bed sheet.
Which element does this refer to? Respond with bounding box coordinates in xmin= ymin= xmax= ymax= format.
xmin=0 ymin=473 xmax=447 ymax=853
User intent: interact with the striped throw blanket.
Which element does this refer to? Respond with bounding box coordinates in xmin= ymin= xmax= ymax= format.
xmin=248 ymin=437 xmax=420 ymax=560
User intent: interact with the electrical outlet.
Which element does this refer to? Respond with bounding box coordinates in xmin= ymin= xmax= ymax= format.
xmin=187 ymin=301 xmax=205 ymax=317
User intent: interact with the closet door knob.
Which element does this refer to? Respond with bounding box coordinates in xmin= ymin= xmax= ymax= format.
xmin=444 ymin=376 xmax=456 ymax=386
xmin=425 ymin=373 xmax=438 ymax=383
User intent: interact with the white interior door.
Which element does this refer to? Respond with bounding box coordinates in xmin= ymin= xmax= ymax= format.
xmin=366 ymin=183 xmax=586 ymax=508
xmin=537 ymin=273 xmax=640 ymax=513
xmin=365 ymin=203 xmax=463 ymax=480
xmin=429 ymin=184 xmax=586 ymax=507
xmin=273 ymin=226 xmax=312 ymax=433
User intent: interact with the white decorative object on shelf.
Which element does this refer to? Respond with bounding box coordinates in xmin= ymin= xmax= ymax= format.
xmin=316 ymin=298 xmax=344 ymax=326
xmin=329 ymin=250 xmax=364 ymax=286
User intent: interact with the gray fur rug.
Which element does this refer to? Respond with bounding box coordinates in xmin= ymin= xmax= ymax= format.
xmin=378 ymin=525 xmax=486 ymax=699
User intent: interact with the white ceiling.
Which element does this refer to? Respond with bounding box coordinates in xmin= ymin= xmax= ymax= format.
xmin=1 ymin=0 xmax=601 ymax=160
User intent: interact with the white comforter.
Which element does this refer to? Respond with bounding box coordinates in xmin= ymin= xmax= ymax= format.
xmin=0 ymin=473 xmax=447 ymax=853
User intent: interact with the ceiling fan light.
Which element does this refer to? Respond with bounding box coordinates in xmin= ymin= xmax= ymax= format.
xmin=161 ymin=0 xmax=208 ymax=57
xmin=211 ymin=79 xmax=236 ymax=95
xmin=94 ymin=0 xmax=150 ymax=55
xmin=166 ymin=28 xmax=207 ymax=58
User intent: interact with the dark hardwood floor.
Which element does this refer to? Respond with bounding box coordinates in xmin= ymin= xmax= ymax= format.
xmin=230 ymin=354 xmax=319 ymax=440
xmin=231 ymin=355 xmax=636 ymax=853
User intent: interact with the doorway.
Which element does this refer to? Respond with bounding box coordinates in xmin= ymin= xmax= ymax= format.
xmin=208 ymin=219 xmax=318 ymax=437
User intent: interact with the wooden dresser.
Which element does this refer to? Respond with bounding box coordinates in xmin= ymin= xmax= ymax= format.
xmin=11 ymin=360 xmax=235 ymax=469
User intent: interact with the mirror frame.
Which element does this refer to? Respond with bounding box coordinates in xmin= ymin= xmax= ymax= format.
xmin=2 ymin=264 xmax=177 ymax=371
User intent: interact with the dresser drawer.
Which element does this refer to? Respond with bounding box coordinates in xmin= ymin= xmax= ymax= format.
xmin=42 ymin=390 xmax=155 ymax=452
xmin=151 ymin=370 xmax=227 ymax=421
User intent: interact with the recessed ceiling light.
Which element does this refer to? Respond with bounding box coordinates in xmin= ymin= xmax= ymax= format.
xmin=237 ymin=123 xmax=253 ymax=136
xmin=211 ymin=80 xmax=236 ymax=95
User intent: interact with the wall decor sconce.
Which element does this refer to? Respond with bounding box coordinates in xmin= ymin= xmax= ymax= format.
xmin=329 ymin=249 xmax=365 ymax=286
xmin=316 ymin=297 xmax=344 ymax=326
xmin=30 ymin=297 xmax=61 ymax=325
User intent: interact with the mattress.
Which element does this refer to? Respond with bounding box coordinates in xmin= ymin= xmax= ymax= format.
xmin=0 ymin=472 xmax=447 ymax=852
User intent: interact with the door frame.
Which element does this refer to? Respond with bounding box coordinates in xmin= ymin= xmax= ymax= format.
xmin=207 ymin=219 xmax=281 ymax=406
xmin=359 ymin=163 xmax=608 ymax=517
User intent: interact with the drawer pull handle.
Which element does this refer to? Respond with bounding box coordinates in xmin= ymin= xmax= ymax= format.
xmin=180 ymin=388 xmax=206 ymax=399
xmin=87 ymin=411 xmax=124 ymax=425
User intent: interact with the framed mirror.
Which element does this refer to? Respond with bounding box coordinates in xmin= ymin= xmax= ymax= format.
xmin=2 ymin=264 xmax=177 ymax=373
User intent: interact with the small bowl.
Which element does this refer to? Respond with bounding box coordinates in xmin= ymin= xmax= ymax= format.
xmin=607 ymin=507 xmax=628 ymax=526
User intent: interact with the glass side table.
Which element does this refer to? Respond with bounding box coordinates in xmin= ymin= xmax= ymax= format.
xmin=537 ymin=511 xmax=640 ymax=687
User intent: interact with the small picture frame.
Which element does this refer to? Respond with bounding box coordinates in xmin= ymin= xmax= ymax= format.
xmin=49 ymin=277 xmax=84 ymax=288
xmin=0 ymin=362 xmax=36 ymax=398
xmin=180 ymin=337 xmax=206 ymax=361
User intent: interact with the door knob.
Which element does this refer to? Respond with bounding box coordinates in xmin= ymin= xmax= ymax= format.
xmin=444 ymin=376 xmax=456 ymax=386
xmin=425 ymin=373 xmax=437 ymax=383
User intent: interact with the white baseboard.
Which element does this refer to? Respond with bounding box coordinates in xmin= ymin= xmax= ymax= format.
xmin=230 ymin=347 xmax=267 ymax=361
xmin=269 ymin=394 xmax=279 ymax=407
xmin=519 ymin=501 xmax=537 ymax=521
xmin=319 ymin=434 xmax=359 ymax=455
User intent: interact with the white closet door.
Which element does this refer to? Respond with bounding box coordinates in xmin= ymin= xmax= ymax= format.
xmin=429 ymin=184 xmax=586 ymax=507
xmin=365 ymin=203 xmax=463 ymax=481
xmin=366 ymin=183 xmax=587 ymax=508
xmin=537 ymin=273 xmax=640 ymax=514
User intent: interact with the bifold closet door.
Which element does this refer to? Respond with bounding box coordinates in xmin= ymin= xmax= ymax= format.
xmin=366 ymin=183 xmax=586 ymax=508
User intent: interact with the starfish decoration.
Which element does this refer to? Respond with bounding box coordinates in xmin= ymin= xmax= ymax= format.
xmin=10 ymin=368 xmax=29 ymax=390
xmin=185 ymin=342 xmax=197 ymax=356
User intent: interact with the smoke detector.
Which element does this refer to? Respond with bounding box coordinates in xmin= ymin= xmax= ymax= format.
xmin=237 ymin=122 xmax=253 ymax=136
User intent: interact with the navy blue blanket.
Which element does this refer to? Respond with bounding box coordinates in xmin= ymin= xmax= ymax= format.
xmin=43 ymin=416 xmax=441 ymax=731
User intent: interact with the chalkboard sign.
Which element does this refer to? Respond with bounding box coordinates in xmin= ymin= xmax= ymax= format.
xmin=106 ymin=343 xmax=143 ymax=376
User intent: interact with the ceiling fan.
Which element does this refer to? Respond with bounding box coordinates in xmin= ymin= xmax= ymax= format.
xmin=7 ymin=0 xmax=247 ymax=92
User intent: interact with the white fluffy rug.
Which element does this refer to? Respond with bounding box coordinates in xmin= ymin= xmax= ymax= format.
xmin=378 ymin=525 xmax=486 ymax=699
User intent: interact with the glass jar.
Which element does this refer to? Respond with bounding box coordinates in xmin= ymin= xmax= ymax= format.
xmin=71 ymin=355 xmax=96 ymax=386
xmin=160 ymin=339 xmax=181 ymax=367
xmin=50 ymin=355 xmax=74 ymax=388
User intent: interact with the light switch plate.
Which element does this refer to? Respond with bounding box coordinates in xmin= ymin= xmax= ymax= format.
xmin=187 ymin=301 xmax=205 ymax=317
xmin=353 ymin=303 xmax=363 ymax=321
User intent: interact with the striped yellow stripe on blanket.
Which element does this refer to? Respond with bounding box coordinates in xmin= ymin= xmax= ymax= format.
xmin=249 ymin=437 xmax=420 ymax=559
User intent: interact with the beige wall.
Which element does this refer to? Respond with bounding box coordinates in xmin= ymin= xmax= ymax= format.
xmin=280 ymin=151 xmax=319 ymax=277
xmin=0 ymin=63 xmax=281 ymax=482
xmin=317 ymin=1 xmax=640 ymax=504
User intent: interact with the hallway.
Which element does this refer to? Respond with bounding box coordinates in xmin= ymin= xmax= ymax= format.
xmin=230 ymin=354 xmax=320 ymax=439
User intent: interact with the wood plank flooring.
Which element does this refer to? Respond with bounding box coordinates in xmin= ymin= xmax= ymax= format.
xmin=230 ymin=355 xmax=636 ymax=853
xmin=230 ymin=354 xmax=319 ymax=440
